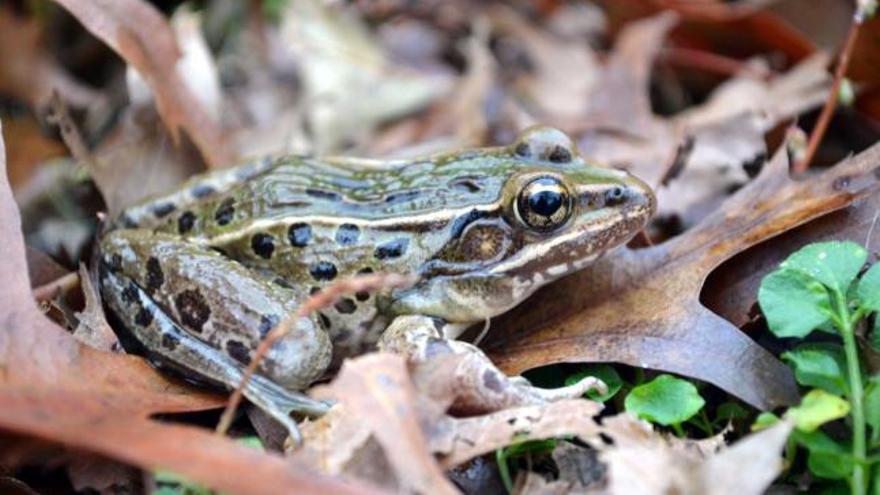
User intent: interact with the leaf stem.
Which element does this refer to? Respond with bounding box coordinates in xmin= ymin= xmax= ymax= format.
xmin=836 ymin=290 xmax=866 ymax=495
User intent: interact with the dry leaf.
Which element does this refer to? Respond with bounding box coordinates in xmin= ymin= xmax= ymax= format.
xmin=72 ymin=264 xmax=120 ymax=352
xmin=50 ymin=0 xmax=235 ymax=168
xmin=279 ymin=0 xmax=453 ymax=153
xmin=597 ymin=414 xmax=792 ymax=495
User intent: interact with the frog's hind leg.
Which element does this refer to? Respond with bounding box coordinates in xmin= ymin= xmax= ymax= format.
xmin=379 ymin=316 xmax=605 ymax=413
xmin=99 ymin=230 xmax=332 ymax=441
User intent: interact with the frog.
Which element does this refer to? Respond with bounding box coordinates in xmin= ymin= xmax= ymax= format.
xmin=98 ymin=126 xmax=655 ymax=443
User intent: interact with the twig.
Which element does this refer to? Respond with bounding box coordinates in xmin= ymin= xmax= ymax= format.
xmin=45 ymin=90 xmax=94 ymax=165
xmin=792 ymin=19 xmax=862 ymax=174
xmin=214 ymin=272 xmax=416 ymax=437
xmin=32 ymin=271 xmax=80 ymax=303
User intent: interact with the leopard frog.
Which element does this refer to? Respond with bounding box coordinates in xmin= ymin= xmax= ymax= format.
xmin=99 ymin=126 xmax=655 ymax=442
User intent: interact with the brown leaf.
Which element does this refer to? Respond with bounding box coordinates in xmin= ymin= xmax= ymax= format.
xmin=597 ymin=414 xmax=791 ymax=495
xmin=50 ymin=0 xmax=235 ymax=168
xmin=488 ymin=142 xmax=880 ymax=410
xmin=307 ymin=354 xmax=460 ymax=495
xmin=0 ymin=8 xmax=103 ymax=111
xmin=72 ymin=264 xmax=120 ymax=352
xmin=0 ymin=120 xmax=386 ymax=495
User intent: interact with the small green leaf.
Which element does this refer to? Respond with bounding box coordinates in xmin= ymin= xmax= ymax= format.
xmin=624 ymin=374 xmax=705 ymax=426
xmin=715 ymin=401 xmax=750 ymax=423
xmin=792 ymin=429 xmax=853 ymax=480
xmin=751 ymin=412 xmax=780 ymax=431
xmin=785 ymin=389 xmax=850 ymax=432
xmin=758 ymin=269 xmax=833 ymax=338
xmin=858 ymin=263 xmax=880 ymax=312
xmin=865 ymin=377 xmax=880 ymax=440
xmin=781 ymin=343 xmax=849 ymax=395
xmin=780 ymin=241 xmax=867 ymax=294
xmin=565 ymin=364 xmax=623 ymax=402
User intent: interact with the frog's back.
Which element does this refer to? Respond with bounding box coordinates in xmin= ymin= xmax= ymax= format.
xmin=122 ymin=151 xmax=521 ymax=239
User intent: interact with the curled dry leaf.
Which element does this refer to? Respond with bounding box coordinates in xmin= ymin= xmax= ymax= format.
xmin=489 ymin=141 xmax=880 ymax=410
xmin=279 ymin=0 xmax=453 ymax=153
xmin=50 ymin=0 xmax=235 ymax=169
xmin=296 ymin=352 xmax=608 ymax=490
xmin=598 ymin=414 xmax=792 ymax=495
xmin=72 ymin=264 xmax=120 ymax=353
xmin=0 ymin=121 xmax=385 ymax=495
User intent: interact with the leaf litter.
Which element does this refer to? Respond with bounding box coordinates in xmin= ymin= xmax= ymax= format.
xmin=4 ymin=0 xmax=880 ymax=493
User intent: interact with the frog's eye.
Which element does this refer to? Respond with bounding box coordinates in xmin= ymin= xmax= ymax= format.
xmin=516 ymin=177 xmax=572 ymax=232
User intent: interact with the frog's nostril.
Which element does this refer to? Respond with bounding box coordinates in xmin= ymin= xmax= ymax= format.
xmin=605 ymin=186 xmax=627 ymax=205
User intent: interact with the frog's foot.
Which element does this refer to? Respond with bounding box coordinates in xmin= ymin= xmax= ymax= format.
xmin=101 ymin=269 xmax=330 ymax=444
xmin=379 ymin=316 xmax=606 ymax=414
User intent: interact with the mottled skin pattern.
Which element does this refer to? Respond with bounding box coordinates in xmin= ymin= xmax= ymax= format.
xmin=99 ymin=126 xmax=655 ymax=442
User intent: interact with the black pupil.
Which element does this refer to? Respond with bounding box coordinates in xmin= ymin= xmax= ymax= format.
xmin=529 ymin=188 xmax=562 ymax=217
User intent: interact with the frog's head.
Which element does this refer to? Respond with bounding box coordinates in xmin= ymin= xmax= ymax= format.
xmin=388 ymin=126 xmax=655 ymax=326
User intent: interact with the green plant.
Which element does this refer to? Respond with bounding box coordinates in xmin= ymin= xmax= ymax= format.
xmin=624 ymin=374 xmax=706 ymax=436
xmin=496 ymin=439 xmax=558 ymax=493
xmin=757 ymin=240 xmax=880 ymax=495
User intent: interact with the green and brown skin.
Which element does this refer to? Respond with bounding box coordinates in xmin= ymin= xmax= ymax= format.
xmin=99 ymin=126 xmax=655 ymax=441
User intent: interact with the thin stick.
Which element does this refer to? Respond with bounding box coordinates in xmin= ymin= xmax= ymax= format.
xmin=792 ymin=20 xmax=861 ymax=174
xmin=32 ymin=271 xmax=79 ymax=303
xmin=215 ymin=272 xmax=415 ymax=436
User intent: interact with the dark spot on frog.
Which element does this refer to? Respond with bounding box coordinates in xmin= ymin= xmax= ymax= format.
xmin=833 ymin=175 xmax=852 ymax=191
xmin=355 ymin=291 xmax=370 ymax=302
xmin=449 ymin=176 xmax=482 ymax=193
xmin=605 ymin=186 xmax=626 ymax=206
xmin=334 ymin=298 xmax=357 ymax=314
xmin=161 ymin=332 xmax=179 ymax=351
xmin=151 ymin=202 xmax=176 ymax=218
xmin=332 ymin=329 xmax=351 ymax=342
xmin=317 ymin=312 xmax=331 ymax=330
xmin=191 ymin=184 xmax=215 ymax=199
xmin=548 ymin=145 xmax=572 ymax=163
xmin=215 ymin=198 xmax=236 ymax=226
xmin=310 ymin=286 xmax=321 ymax=295
xmin=742 ymin=152 xmax=766 ymax=179
xmin=174 ymin=289 xmax=211 ymax=333
xmin=514 ymin=142 xmax=531 ymax=158
xmin=482 ymin=369 xmax=504 ymax=392
xmin=121 ymin=281 xmax=138 ymax=304
xmin=178 ymin=211 xmax=196 ymax=234
xmin=259 ymin=314 xmax=280 ymax=337
xmin=273 ymin=277 xmax=293 ymax=289
xmin=336 ymin=223 xmax=360 ymax=246
xmin=288 ymin=223 xmax=312 ymax=247
xmin=374 ymin=238 xmax=409 ymax=260
xmin=306 ymin=188 xmax=341 ymax=201
xmin=358 ymin=267 xmax=374 ymax=275
xmin=425 ymin=337 xmax=453 ymax=358
xmin=384 ymin=190 xmax=422 ymax=204
xmin=135 ymin=307 xmax=154 ymax=327
xmin=106 ymin=253 xmax=123 ymax=273
xmin=145 ymin=257 xmax=164 ymax=294
xmin=309 ymin=261 xmax=338 ymax=281
xmin=226 ymin=340 xmax=251 ymax=365
xmin=251 ymin=233 xmax=275 ymax=259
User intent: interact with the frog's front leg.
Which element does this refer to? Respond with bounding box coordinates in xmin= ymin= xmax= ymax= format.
xmin=99 ymin=230 xmax=332 ymax=440
xmin=378 ymin=316 xmax=606 ymax=413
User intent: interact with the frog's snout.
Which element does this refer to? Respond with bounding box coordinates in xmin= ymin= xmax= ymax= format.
xmin=619 ymin=173 xmax=656 ymax=218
